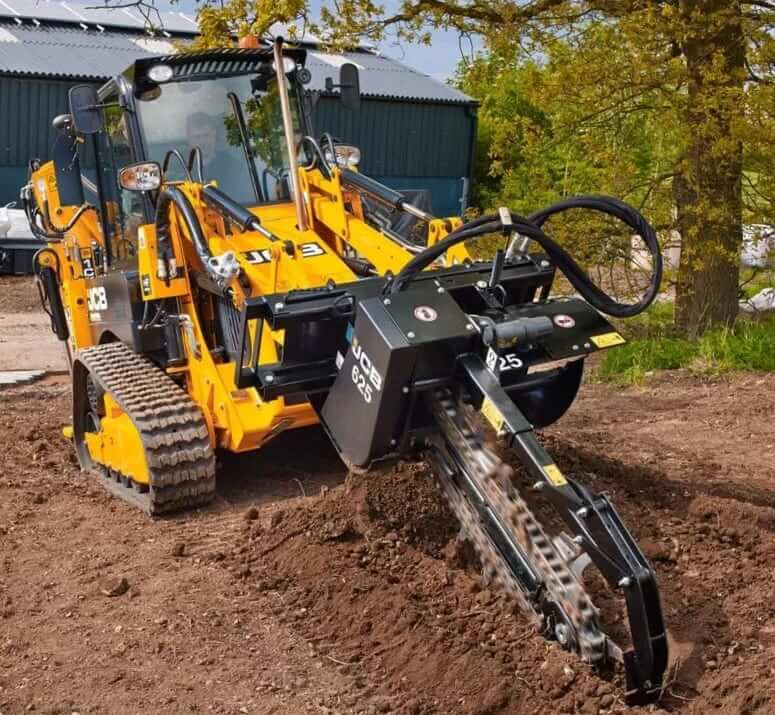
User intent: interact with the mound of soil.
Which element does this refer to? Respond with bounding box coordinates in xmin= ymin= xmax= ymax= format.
xmin=222 ymin=463 xmax=622 ymax=715
xmin=2 ymin=371 xmax=775 ymax=714
xmin=217 ymin=375 xmax=775 ymax=714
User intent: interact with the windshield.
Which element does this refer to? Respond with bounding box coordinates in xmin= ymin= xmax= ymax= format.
xmin=135 ymin=73 xmax=306 ymax=205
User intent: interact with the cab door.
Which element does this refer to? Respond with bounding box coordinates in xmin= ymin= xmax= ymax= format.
xmin=87 ymin=86 xmax=155 ymax=349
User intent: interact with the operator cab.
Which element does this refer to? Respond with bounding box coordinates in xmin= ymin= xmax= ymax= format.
xmin=131 ymin=49 xmax=311 ymax=205
xmin=62 ymin=47 xmax=323 ymax=274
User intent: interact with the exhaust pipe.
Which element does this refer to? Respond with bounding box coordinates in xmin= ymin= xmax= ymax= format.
xmin=273 ymin=38 xmax=308 ymax=232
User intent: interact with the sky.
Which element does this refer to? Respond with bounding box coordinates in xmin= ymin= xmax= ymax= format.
xmin=155 ymin=0 xmax=480 ymax=82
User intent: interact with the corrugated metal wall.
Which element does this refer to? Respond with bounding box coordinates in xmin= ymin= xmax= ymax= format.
xmin=0 ymin=76 xmax=93 ymax=204
xmin=313 ymin=95 xmax=476 ymax=215
xmin=0 ymin=77 xmax=477 ymax=215
xmin=0 ymin=77 xmax=77 ymax=165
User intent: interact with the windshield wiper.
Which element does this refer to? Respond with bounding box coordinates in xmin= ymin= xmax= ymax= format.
xmin=227 ymin=91 xmax=264 ymax=203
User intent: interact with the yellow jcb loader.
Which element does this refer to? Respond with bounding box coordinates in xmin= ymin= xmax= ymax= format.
xmin=24 ymin=38 xmax=667 ymax=702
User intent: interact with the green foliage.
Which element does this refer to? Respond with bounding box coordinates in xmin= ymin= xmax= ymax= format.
xmin=182 ymin=0 xmax=774 ymax=334
xmin=596 ymin=305 xmax=775 ymax=384
xmin=455 ymin=30 xmax=682 ymax=230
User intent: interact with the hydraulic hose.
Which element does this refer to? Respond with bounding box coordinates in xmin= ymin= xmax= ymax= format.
xmin=389 ymin=195 xmax=662 ymax=319
xmin=156 ymin=185 xmax=218 ymax=283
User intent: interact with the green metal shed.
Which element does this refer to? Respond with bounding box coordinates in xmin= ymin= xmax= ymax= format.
xmin=0 ymin=0 xmax=477 ymax=216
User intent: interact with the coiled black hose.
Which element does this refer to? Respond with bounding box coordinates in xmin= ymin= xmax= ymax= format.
xmin=388 ymin=195 xmax=662 ymax=319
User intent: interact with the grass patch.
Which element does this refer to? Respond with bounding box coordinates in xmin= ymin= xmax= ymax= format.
xmin=596 ymin=303 xmax=775 ymax=384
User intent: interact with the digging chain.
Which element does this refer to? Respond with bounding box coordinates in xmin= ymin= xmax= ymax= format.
xmin=427 ymin=388 xmax=606 ymax=664
xmin=76 ymin=342 xmax=216 ymax=515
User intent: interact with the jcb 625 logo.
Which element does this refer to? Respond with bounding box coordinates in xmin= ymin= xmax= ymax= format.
xmin=350 ymin=339 xmax=382 ymax=404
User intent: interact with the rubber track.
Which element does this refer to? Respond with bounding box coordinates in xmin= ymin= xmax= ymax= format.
xmin=76 ymin=342 xmax=216 ymax=515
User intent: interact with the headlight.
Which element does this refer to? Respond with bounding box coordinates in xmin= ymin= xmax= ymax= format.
xmin=324 ymin=144 xmax=361 ymax=169
xmin=272 ymin=57 xmax=297 ymax=75
xmin=119 ymin=162 xmax=161 ymax=192
xmin=147 ymin=64 xmax=174 ymax=83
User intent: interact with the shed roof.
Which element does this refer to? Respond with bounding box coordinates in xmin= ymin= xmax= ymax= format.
xmin=0 ymin=0 xmax=198 ymax=35
xmin=0 ymin=0 xmax=474 ymax=104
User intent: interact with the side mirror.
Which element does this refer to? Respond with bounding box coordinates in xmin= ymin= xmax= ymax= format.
xmin=68 ymin=85 xmax=102 ymax=135
xmin=119 ymin=162 xmax=161 ymax=192
xmin=340 ymin=63 xmax=360 ymax=111
xmin=326 ymin=63 xmax=361 ymax=111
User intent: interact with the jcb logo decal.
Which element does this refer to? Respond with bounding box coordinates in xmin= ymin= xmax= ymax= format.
xmin=242 ymin=242 xmax=325 ymax=265
xmin=87 ymin=286 xmax=108 ymax=312
xmin=350 ymin=339 xmax=383 ymax=404
xmin=243 ymin=248 xmax=272 ymax=265
xmin=299 ymin=242 xmax=325 ymax=258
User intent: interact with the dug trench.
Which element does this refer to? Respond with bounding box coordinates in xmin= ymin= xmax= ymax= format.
xmin=1 ymin=372 xmax=774 ymax=714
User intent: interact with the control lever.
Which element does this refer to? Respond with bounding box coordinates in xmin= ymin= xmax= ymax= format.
xmin=488 ymin=249 xmax=505 ymax=289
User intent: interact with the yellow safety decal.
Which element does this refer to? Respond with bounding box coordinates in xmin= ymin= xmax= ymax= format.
xmin=480 ymin=396 xmax=505 ymax=434
xmin=590 ymin=331 xmax=626 ymax=349
xmin=544 ymin=464 xmax=568 ymax=486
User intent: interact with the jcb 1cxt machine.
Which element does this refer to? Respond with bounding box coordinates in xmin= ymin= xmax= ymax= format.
xmin=25 ymin=38 xmax=667 ymax=703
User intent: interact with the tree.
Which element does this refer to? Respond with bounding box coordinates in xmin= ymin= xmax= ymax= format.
xmin=121 ymin=0 xmax=775 ymax=335
xmin=455 ymin=37 xmax=684 ymax=299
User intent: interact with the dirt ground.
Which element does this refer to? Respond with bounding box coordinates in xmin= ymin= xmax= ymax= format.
xmin=2 ymin=366 xmax=775 ymax=715
xmin=0 ymin=277 xmax=67 ymax=371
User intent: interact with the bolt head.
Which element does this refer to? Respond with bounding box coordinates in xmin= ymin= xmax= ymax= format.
xmin=618 ymin=577 xmax=632 ymax=588
xmin=476 ymin=280 xmax=487 ymax=289
xmin=390 ymin=439 xmax=397 ymax=446
xmin=383 ymin=298 xmax=392 ymax=305
xmin=407 ymin=331 xmax=416 ymax=339
xmin=554 ymin=623 xmax=569 ymax=646
xmin=437 ymin=286 xmax=445 ymax=293
xmin=402 ymin=386 xmax=410 ymax=394
xmin=573 ymin=535 xmax=584 ymax=545
xmin=532 ymin=481 xmax=545 ymax=491
xmin=274 ymin=302 xmax=284 ymax=311
xmin=465 ymin=323 xmax=475 ymax=330
xmin=264 ymin=373 xmax=275 ymax=383
xmin=577 ymin=506 xmax=589 ymax=518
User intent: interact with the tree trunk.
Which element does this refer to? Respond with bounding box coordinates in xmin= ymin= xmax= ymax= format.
xmin=674 ymin=0 xmax=745 ymax=338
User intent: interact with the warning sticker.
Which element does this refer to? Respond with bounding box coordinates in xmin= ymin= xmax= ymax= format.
xmin=480 ymin=396 xmax=505 ymax=434
xmin=543 ymin=464 xmax=568 ymax=487
xmin=590 ymin=331 xmax=626 ymax=349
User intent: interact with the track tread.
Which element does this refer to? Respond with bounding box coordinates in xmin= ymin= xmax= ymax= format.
xmin=76 ymin=342 xmax=216 ymax=515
